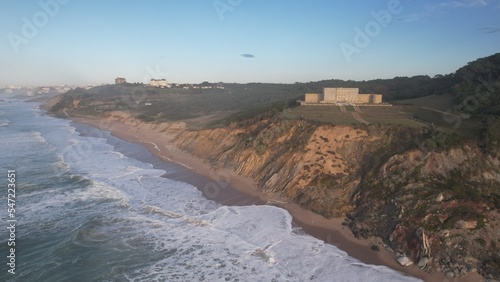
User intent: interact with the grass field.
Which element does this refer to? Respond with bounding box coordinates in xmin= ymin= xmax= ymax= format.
xmin=394 ymin=94 xmax=455 ymax=111
xmin=284 ymin=105 xmax=359 ymax=124
xmin=403 ymin=105 xmax=485 ymax=136
xmin=283 ymin=103 xmax=484 ymax=134
xmin=360 ymin=106 xmax=425 ymax=126
xmin=284 ymin=105 xmax=428 ymax=127
xmin=385 ymin=95 xmax=486 ymax=135
xmin=344 ymin=105 xmax=355 ymax=112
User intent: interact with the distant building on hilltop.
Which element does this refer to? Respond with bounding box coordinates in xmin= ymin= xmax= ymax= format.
xmin=358 ymin=93 xmax=383 ymax=104
xmin=150 ymin=79 xmax=169 ymax=88
xmin=115 ymin=77 xmax=126 ymax=84
xmin=304 ymin=88 xmax=382 ymax=104
xmin=324 ymin=88 xmax=359 ymax=103
xmin=305 ymin=93 xmax=323 ymax=103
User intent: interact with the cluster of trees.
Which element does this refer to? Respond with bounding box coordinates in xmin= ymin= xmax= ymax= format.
xmin=452 ymin=53 xmax=500 ymax=116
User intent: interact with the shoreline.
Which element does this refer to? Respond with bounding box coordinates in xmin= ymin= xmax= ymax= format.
xmin=43 ymin=107 xmax=468 ymax=281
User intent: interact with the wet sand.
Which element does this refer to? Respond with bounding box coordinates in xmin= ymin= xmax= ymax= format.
xmin=60 ymin=112 xmax=480 ymax=282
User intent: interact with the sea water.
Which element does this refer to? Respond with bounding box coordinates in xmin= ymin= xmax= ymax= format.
xmin=0 ymin=95 xmax=421 ymax=281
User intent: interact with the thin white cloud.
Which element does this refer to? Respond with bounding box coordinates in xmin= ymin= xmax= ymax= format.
xmin=400 ymin=0 xmax=492 ymax=23
xmin=398 ymin=13 xmax=423 ymax=22
xmin=431 ymin=0 xmax=488 ymax=9
xmin=456 ymin=0 xmax=488 ymax=7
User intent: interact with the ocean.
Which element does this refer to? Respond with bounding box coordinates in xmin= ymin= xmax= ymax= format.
xmin=0 ymin=95 xmax=421 ymax=281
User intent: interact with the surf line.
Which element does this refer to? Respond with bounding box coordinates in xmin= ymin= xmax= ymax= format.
xmin=144 ymin=141 xmax=160 ymax=152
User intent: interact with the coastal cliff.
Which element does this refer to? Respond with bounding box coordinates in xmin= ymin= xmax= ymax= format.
xmin=172 ymin=114 xmax=422 ymax=217
xmin=171 ymin=113 xmax=499 ymax=280
xmin=49 ymin=104 xmax=499 ymax=279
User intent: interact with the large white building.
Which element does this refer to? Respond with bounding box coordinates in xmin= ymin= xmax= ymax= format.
xmin=304 ymin=88 xmax=382 ymax=104
xmin=324 ymin=88 xmax=359 ymax=103
xmin=150 ymin=79 xmax=169 ymax=88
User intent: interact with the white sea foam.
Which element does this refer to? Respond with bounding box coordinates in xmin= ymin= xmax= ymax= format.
xmin=52 ymin=154 xmax=70 ymax=174
xmin=148 ymin=141 xmax=160 ymax=151
xmin=31 ymin=130 xmax=49 ymax=144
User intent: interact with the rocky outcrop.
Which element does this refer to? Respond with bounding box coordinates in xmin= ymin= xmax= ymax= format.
xmin=397 ymin=255 xmax=414 ymax=267
xmin=349 ymin=140 xmax=500 ymax=279
xmin=416 ymin=227 xmax=431 ymax=271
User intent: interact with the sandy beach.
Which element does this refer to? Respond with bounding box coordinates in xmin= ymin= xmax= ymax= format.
xmin=57 ymin=110 xmax=481 ymax=282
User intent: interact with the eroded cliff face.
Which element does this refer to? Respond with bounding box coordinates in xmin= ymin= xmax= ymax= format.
xmin=172 ymin=115 xmax=499 ymax=279
xmin=173 ymin=116 xmax=416 ymax=217
xmin=174 ymin=115 xmax=458 ymax=219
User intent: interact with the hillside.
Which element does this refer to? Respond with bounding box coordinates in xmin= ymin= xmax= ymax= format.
xmin=48 ymin=52 xmax=500 ymax=279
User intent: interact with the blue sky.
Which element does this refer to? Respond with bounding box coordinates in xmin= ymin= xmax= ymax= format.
xmin=1 ymin=0 xmax=499 ymax=86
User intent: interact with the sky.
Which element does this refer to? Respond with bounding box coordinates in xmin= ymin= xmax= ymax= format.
xmin=1 ymin=0 xmax=499 ymax=86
